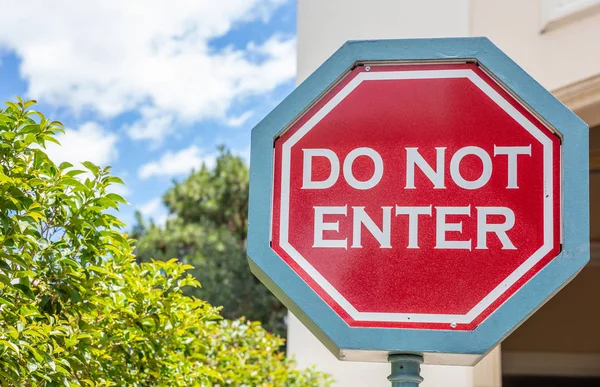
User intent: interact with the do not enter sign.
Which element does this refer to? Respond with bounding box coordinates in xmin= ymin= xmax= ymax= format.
xmin=271 ymin=63 xmax=561 ymax=331
xmin=248 ymin=39 xmax=589 ymax=364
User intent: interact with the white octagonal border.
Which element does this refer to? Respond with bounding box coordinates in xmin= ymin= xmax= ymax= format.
xmin=276 ymin=68 xmax=555 ymax=325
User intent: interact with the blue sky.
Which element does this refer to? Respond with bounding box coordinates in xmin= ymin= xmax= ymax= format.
xmin=0 ymin=0 xmax=297 ymax=228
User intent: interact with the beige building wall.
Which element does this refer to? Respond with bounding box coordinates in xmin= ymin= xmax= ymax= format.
xmin=296 ymin=0 xmax=470 ymax=83
xmin=470 ymin=0 xmax=600 ymax=91
xmin=292 ymin=1 xmax=600 ymax=386
xmin=470 ymin=0 xmax=600 ymax=127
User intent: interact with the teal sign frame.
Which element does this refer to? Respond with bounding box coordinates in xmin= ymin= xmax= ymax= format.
xmin=247 ymin=38 xmax=589 ymax=365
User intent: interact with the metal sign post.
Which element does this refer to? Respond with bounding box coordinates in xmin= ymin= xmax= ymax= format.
xmin=388 ymin=354 xmax=423 ymax=387
xmin=247 ymin=38 xmax=589 ymax=382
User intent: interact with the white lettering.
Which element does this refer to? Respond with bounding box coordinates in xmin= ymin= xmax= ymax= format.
xmin=435 ymin=206 xmax=472 ymax=250
xmin=343 ymin=147 xmax=384 ymax=190
xmin=476 ymin=207 xmax=516 ymax=250
xmin=313 ymin=206 xmax=347 ymax=248
xmin=395 ymin=205 xmax=432 ymax=248
xmin=494 ymin=145 xmax=531 ymax=189
xmin=302 ymin=149 xmax=340 ymax=189
xmin=450 ymin=146 xmax=492 ymax=190
xmin=406 ymin=147 xmax=446 ymax=189
xmin=352 ymin=206 xmax=392 ymax=248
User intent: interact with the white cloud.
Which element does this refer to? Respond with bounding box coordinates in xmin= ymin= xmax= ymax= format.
xmin=139 ymin=197 xmax=161 ymax=218
xmin=138 ymin=197 xmax=168 ymax=225
xmin=45 ymin=122 xmax=118 ymax=167
xmin=125 ymin=108 xmax=175 ymax=144
xmin=238 ymin=146 xmax=251 ymax=164
xmin=225 ymin=111 xmax=254 ymax=127
xmin=138 ymin=145 xmax=216 ymax=180
xmin=0 ymin=1 xmax=295 ymax=143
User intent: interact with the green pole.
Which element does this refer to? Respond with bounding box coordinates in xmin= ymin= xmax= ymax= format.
xmin=388 ymin=354 xmax=424 ymax=387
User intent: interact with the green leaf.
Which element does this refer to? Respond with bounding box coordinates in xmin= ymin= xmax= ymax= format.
xmin=3 ymin=254 xmax=28 ymax=268
xmin=105 ymin=176 xmax=125 ymax=185
xmin=58 ymin=257 xmax=79 ymax=268
xmin=13 ymin=283 xmax=35 ymax=299
xmin=0 ymin=368 xmax=19 ymax=385
xmin=59 ymin=161 xmax=74 ymax=170
xmin=43 ymin=353 xmax=56 ymax=372
xmin=66 ymin=169 xmax=86 ymax=177
xmin=29 ymin=347 xmax=45 ymax=363
xmin=27 ymin=211 xmax=45 ymax=222
xmin=23 ymin=100 xmax=37 ymax=108
xmin=105 ymin=193 xmax=127 ymax=204
xmin=19 ymin=124 xmax=40 ymax=134
xmin=1 ymin=132 xmax=16 ymax=140
xmin=70 ymin=289 xmax=81 ymax=303
xmin=0 ymin=340 xmax=19 ymax=355
xmin=0 ymin=273 xmax=10 ymax=286
xmin=82 ymin=161 xmax=100 ymax=176
xmin=60 ymin=177 xmax=86 ymax=190
xmin=0 ymin=173 xmax=13 ymax=183
xmin=0 ymin=296 xmax=14 ymax=308
xmin=24 ymin=133 xmax=37 ymax=145
xmin=0 ymin=259 xmax=10 ymax=270
xmin=87 ymin=265 xmax=111 ymax=275
xmin=22 ymin=329 xmax=46 ymax=339
xmin=4 ymin=101 xmax=19 ymax=111
xmin=42 ymin=135 xmax=61 ymax=145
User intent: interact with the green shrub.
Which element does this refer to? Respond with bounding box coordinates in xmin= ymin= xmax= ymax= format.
xmin=134 ymin=148 xmax=286 ymax=337
xmin=0 ymin=98 xmax=331 ymax=386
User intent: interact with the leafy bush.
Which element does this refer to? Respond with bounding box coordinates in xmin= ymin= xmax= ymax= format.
xmin=134 ymin=149 xmax=286 ymax=337
xmin=0 ymin=99 xmax=330 ymax=386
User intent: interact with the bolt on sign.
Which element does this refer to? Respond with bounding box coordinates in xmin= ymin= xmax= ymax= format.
xmin=247 ymin=39 xmax=589 ymax=366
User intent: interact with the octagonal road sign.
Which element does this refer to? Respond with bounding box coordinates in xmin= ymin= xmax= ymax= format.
xmin=247 ymin=38 xmax=589 ymax=366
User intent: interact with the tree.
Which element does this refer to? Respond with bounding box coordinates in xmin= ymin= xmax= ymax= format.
xmin=0 ymin=99 xmax=330 ymax=386
xmin=134 ymin=149 xmax=287 ymax=336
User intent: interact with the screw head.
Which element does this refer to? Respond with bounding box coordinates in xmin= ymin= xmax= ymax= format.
xmin=365 ymin=66 xmax=371 ymax=72
xmin=450 ymin=322 xmax=457 ymax=328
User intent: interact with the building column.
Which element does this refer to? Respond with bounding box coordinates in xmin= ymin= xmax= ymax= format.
xmin=474 ymin=347 xmax=502 ymax=387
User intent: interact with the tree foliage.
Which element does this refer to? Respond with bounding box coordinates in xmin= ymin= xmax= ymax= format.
xmin=134 ymin=149 xmax=287 ymax=336
xmin=0 ymin=99 xmax=330 ymax=386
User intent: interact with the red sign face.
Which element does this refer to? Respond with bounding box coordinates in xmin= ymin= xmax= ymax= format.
xmin=271 ymin=63 xmax=561 ymax=331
